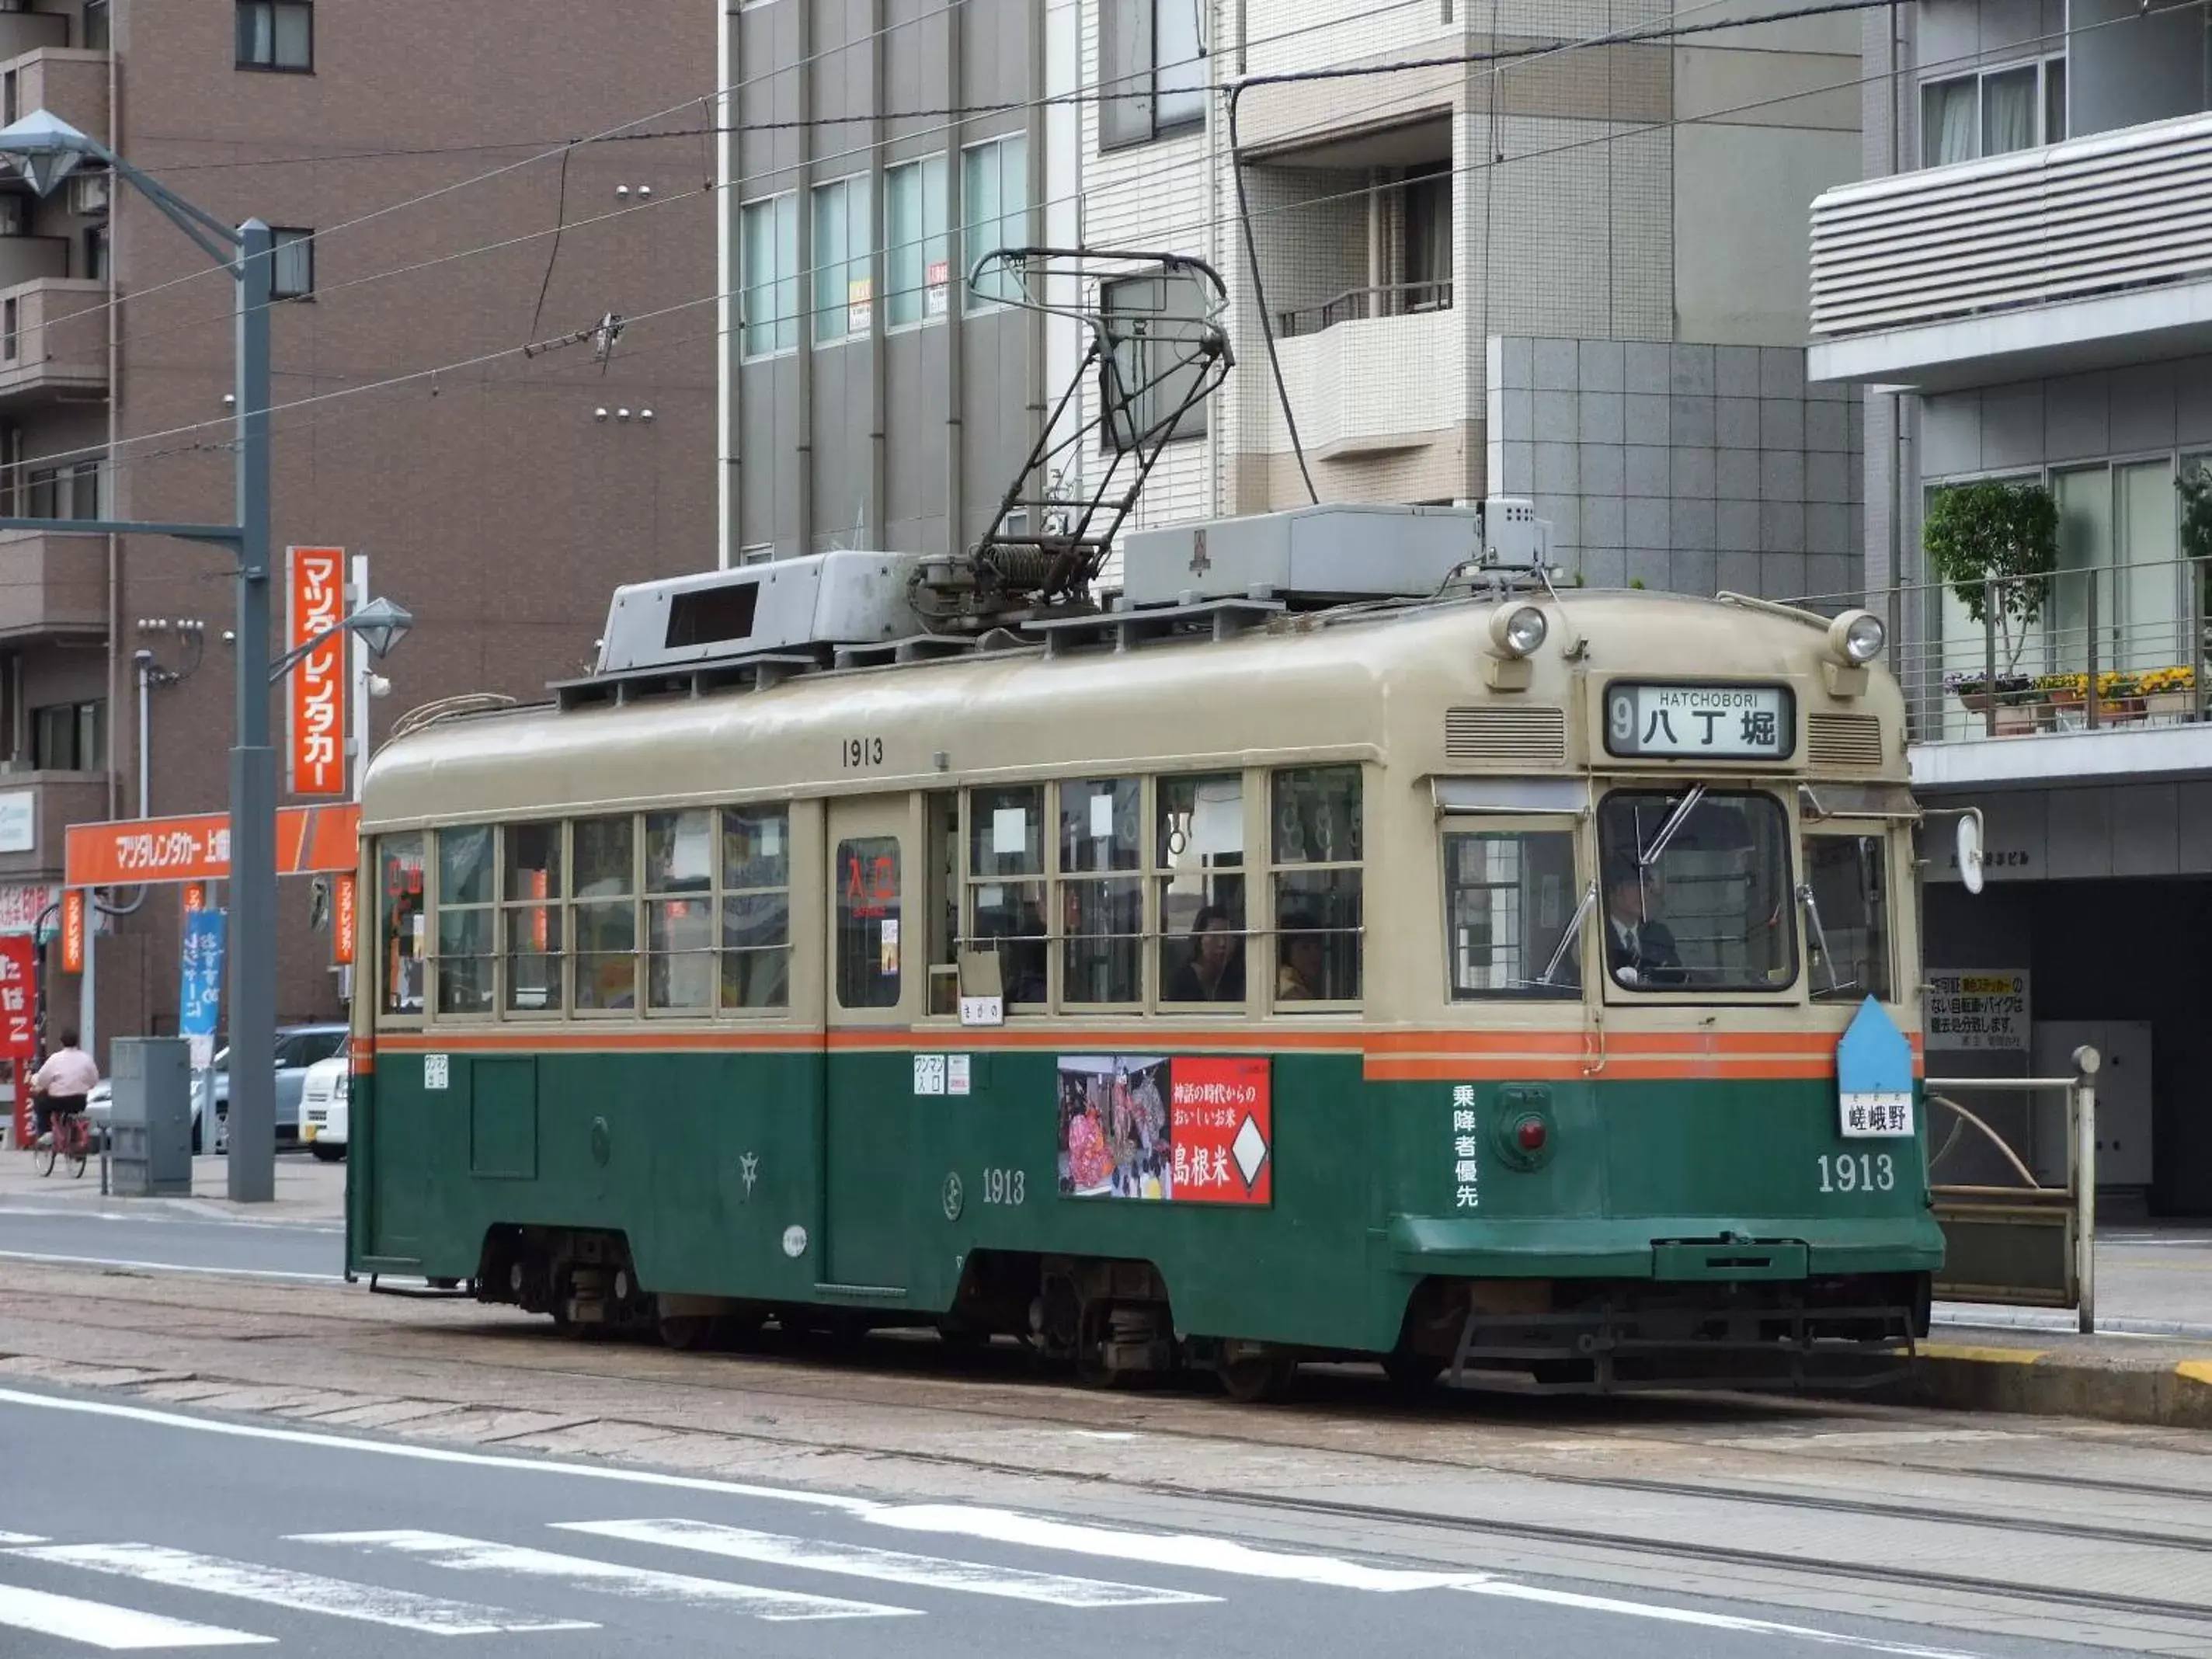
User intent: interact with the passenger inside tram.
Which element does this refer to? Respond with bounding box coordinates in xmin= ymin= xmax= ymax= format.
xmin=1166 ymin=905 xmax=1246 ymax=1003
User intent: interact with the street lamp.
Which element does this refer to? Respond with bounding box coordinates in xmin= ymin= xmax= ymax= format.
xmin=0 ymin=110 xmax=283 ymax=1203
xmin=269 ymin=596 xmax=413 ymax=682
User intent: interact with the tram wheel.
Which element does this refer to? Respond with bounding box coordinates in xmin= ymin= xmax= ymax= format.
xmin=656 ymin=1313 xmax=715 ymax=1351
xmin=1381 ymin=1351 xmax=1445 ymax=1395
xmin=1217 ymin=1354 xmax=1298 ymax=1405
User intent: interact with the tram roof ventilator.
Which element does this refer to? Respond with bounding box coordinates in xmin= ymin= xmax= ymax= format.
xmin=555 ymin=248 xmax=1556 ymax=710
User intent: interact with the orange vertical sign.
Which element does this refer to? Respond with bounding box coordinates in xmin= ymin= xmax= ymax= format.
xmin=60 ymin=890 xmax=84 ymax=973
xmin=286 ymin=545 xmax=348 ymax=797
xmin=183 ymin=882 xmax=207 ymax=912
xmin=332 ymin=872 xmax=356 ymax=965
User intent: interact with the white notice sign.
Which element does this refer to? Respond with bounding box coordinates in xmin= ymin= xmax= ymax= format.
xmin=0 ymin=791 xmax=32 ymax=854
xmin=913 ymin=1053 xmax=947 ymax=1096
xmin=947 ymin=1054 xmax=972 ymax=1096
xmin=1925 ymin=969 xmax=2030 ymax=1052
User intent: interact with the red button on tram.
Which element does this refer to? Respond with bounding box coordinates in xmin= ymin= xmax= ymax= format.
xmin=1516 ymin=1118 xmax=1547 ymax=1152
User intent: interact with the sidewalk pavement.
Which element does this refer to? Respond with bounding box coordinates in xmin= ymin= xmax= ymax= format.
xmin=0 ymin=1146 xmax=343 ymax=1225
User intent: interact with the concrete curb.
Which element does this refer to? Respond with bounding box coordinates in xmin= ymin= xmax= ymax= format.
xmin=1894 ymin=1341 xmax=2212 ymax=1429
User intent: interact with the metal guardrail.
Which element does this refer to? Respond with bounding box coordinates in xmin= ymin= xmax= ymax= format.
xmin=1275 ymin=280 xmax=1452 ymax=339
xmin=1810 ymin=109 xmax=2212 ymax=339
xmin=1925 ymin=1045 xmax=2099 ymax=1334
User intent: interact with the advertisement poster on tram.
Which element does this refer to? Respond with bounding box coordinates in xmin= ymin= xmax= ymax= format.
xmin=1056 ymin=1054 xmax=1271 ymax=1205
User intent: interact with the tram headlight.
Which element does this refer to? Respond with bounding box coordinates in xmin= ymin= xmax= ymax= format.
xmin=1828 ymin=610 xmax=1885 ymax=666
xmin=1488 ymin=604 xmax=1548 ymax=659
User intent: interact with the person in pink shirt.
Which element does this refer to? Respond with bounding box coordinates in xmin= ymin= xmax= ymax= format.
xmin=29 ymin=1028 xmax=97 ymax=1146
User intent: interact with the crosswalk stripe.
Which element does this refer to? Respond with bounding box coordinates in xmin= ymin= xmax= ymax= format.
xmin=555 ymin=1518 xmax=1221 ymax=1608
xmin=7 ymin=1545 xmax=596 ymax=1636
xmin=293 ymin=1530 xmax=916 ymax=1622
xmin=0 ymin=1582 xmax=270 ymax=1650
xmin=0 ymin=1533 xmax=47 ymax=1545
xmin=864 ymin=1505 xmax=1480 ymax=1592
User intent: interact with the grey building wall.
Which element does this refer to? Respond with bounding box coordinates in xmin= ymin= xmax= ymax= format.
xmin=1487 ymin=336 xmax=1862 ymax=602
xmin=725 ymin=0 xmax=1044 ymax=563
xmin=1920 ymin=355 xmax=2212 ymax=482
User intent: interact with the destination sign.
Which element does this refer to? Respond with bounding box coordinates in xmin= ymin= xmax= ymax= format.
xmin=1604 ymin=682 xmax=1795 ymax=760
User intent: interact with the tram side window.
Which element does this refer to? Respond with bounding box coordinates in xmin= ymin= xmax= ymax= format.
xmin=1804 ymin=833 xmax=1891 ymax=1002
xmin=503 ymin=823 xmax=563 ymax=1015
xmin=1158 ymin=774 xmax=1244 ymax=1006
xmin=572 ymin=816 xmax=638 ymax=1011
xmin=435 ymin=826 xmax=496 ymax=1014
xmin=722 ymin=805 xmax=791 ymax=1010
xmin=645 ymin=809 xmax=716 ymax=1012
xmin=836 ymin=836 xmax=902 ymax=1009
xmin=378 ymin=834 xmax=425 ymax=1017
xmin=1444 ymin=830 xmax=1579 ymax=1000
xmin=1270 ymin=766 xmax=1362 ymax=1003
xmin=968 ymin=785 xmax=1047 ymax=1005
xmin=1059 ymin=777 xmax=1142 ymax=1003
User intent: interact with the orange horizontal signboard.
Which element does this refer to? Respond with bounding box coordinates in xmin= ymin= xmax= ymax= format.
xmin=66 ymin=804 xmax=360 ymax=889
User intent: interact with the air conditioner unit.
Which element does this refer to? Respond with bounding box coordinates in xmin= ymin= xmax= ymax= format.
xmin=68 ymin=172 xmax=110 ymax=216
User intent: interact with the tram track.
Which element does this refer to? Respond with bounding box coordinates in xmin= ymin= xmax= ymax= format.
xmin=11 ymin=1268 xmax=2212 ymax=1619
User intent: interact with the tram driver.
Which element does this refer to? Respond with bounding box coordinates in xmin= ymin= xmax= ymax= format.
xmin=1604 ymin=858 xmax=1684 ymax=988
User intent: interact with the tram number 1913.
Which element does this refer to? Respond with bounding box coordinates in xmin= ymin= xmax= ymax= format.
xmin=982 ymin=1167 xmax=1025 ymax=1205
xmin=840 ymin=736 xmax=885 ymax=768
xmin=1817 ymin=1153 xmax=1895 ymax=1194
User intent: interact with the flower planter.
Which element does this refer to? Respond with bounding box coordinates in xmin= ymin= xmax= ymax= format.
xmin=1992 ymin=704 xmax=2041 ymax=736
xmin=1955 ymin=690 xmax=1996 ymax=715
xmin=2144 ymin=691 xmax=2194 ymax=719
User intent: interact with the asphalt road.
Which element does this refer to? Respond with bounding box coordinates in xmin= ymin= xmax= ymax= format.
xmin=0 ymin=1205 xmax=343 ymax=1282
xmin=0 ymin=1381 xmax=2109 ymax=1659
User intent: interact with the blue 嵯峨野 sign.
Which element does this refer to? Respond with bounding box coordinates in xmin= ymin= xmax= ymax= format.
xmin=1837 ymin=996 xmax=1915 ymax=1139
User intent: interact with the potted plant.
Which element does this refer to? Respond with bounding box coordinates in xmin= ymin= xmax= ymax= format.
xmin=2141 ymin=664 xmax=2196 ymax=718
xmin=1925 ymin=482 xmax=2060 ymax=705
xmin=1944 ymin=670 xmax=2033 ymax=715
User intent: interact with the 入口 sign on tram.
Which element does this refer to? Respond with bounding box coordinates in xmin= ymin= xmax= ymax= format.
xmin=1604 ymin=682 xmax=1795 ymax=760
xmin=1925 ymin=969 xmax=2031 ymax=1052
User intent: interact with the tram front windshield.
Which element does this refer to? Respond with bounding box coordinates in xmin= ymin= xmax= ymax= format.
xmin=1595 ymin=789 xmax=1796 ymax=993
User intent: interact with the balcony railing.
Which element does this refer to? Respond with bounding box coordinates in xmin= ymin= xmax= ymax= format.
xmin=1275 ymin=280 xmax=1452 ymax=339
xmin=1789 ymin=555 xmax=2212 ymax=744
xmin=1809 ymin=110 xmax=2212 ymax=341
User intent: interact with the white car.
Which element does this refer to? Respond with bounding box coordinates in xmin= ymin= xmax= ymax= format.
xmin=300 ymin=1052 xmax=350 ymax=1161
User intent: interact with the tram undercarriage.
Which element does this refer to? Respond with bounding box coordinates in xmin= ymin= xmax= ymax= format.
xmin=463 ymin=1224 xmax=1929 ymax=1403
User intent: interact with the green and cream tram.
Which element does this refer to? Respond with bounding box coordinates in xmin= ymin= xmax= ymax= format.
xmin=346 ymin=499 xmax=1938 ymax=1397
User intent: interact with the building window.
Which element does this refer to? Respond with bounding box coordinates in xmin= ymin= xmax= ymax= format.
xmin=235 ymin=1 xmax=312 ymax=71
xmin=884 ymin=155 xmax=948 ymax=327
xmin=0 ymin=197 xmax=24 ymax=239
xmin=1922 ymin=57 xmax=2063 ymax=167
xmin=85 ymin=224 xmax=109 ymax=283
xmin=810 ymin=175 xmax=873 ymax=345
xmin=961 ymin=135 xmax=1028 ymax=310
xmin=33 ymin=698 xmax=103 ymax=771
xmin=1101 ymin=270 xmax=1210 ymax=447
xmin=4 ymin=295 xmax=16 ymax=362
xmin=83 ymin=2 xmax=111 ymax=52
xmin=1101 ymin=0 xmax=1207 ymax=150
xmin=740 ymin=193 xmax=798 ymax=358
xmin=23 ymin=468 xmax=54 ymax=520
xmin=736 ymin=543 xmax=774 ymax=566
xmin=1403 ymin=162 xmax=1453 ymax=308
xmin=270 ymin=228 xmax=314 ymax=298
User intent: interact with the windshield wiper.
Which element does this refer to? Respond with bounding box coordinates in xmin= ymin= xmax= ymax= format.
xmin=1798 ymin=880 xmax=1845 ymax=998
xmin=1639 ymin=784 xmax=1705 ymax=868
xmin=1536 ymin=880 xmax=1597 ymax=987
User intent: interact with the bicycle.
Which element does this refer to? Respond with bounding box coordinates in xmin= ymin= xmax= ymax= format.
xmin=33 ymin=1105 xmax=89 ymax=1180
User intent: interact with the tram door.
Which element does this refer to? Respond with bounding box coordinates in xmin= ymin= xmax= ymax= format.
xmin=821 ymin=796 xmax=916 ymax=1292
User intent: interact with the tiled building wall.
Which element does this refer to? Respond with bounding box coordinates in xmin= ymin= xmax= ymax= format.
xmin=1487 ymin=336 xmax=1864 ymax=602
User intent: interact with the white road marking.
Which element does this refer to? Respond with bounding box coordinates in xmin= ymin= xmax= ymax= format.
xmin=558 ymin=1518 xmax=1218 ymax=1608
xmin=0 ymin=1251 xmax=340 ymax=1284
xmin=0 ymin=1389 xmax=879 ymax=1512
xmin=7 ymin=1543 xmax=595 ymax=1637
xmin=294 ymin=1530 xmax=916 ymax=1622
xmin=0 ymin=1532 xmax=47 ymax=1544
xmin=0 ymin=1582 xmax=270 ymax=1649
xmin=0 ymin=1205 xmax=341 ymax=1235
xmin=861 ymin=1506 xmax=1477 ymax=1591
xmin=1457 ymin=1582 xmax=1987 ymax=1658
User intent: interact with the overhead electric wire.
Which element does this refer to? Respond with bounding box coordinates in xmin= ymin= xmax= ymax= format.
xmin=9 ymin=0 xmax=2177 ymax=492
